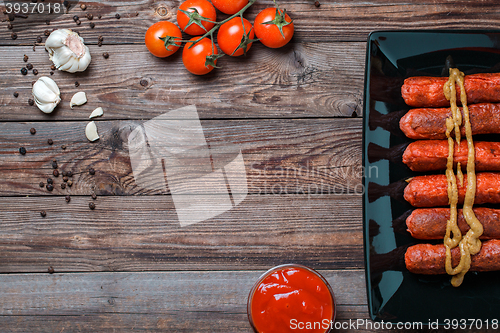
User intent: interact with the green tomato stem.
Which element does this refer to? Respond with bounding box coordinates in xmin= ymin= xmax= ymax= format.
xmin=188 ymin=0 xmax=257 ymax=48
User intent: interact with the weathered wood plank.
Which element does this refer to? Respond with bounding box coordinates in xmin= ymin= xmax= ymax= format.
xmin=0 ymin=194 xmax=362 ymax=273
xmin=0 ymin=118 xmax=362 ymax=196
xmin=0 ymin=42 xmax=365 ymax=120
xmin=1 ymin=0 xmax=500 ymax=44
xmin=0 ymin=270 xmax=371 ymax=332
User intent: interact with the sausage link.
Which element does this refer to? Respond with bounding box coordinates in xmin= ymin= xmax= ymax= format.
xmin=399 ymin=103 xmax=500 ymax=140
xmin=403 ymin=140 xmax=500 ymax=172
xmin=403 ymin=172 xmax=500 ymax=207
xmin=401 ymin=73 xmax=500 ymax=107
xmin=406 ymin=207 xmax=500 ymax=240
xmin=405 ymin=239 xmax=500 ymax=274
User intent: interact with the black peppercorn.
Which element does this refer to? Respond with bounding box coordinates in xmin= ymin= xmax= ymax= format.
xmin=115 ymin=13 xmax=120 ymax=19
xmin=67 ymin=180 xmax=73 ymax=187
xmin=66 ymin=171 xmax=73 ymax=177
xmin=7 ymin=23 xmax=13 ymax=30
xmin=13 ymin=92 xmax=19 ymax=98
xmin=87 ymin=13 xmax=93 ymax=20
xmin=47 ymin=138 xmax=53 ymax=145
xmin=30 ymin=127 xmax=36 ymax=135
xmin=28 ymin=98 xmax=34 ymax=106
xmin=44 ymin=30 xmax=50 ymax=36
xmin=11 ymin=32 xmax=17 ymax=40
xmin=50 ymin=71 xmax=54 ymax=75
xmin=48 ymin=266 xmax=54 ymax=273
xmin=73 ymin=15 xmax=79 ymax=21
xmin=76 ymin=19 xmax=81 ymax=25
xmin=98 ymin=14 xmax=102 ymax=19
xmin=19 ymin=147 xmax=26 ymax=155
xmin=80 ymin=3 xmax=86 ymax=10
xmin=47 ymin=178 xmax=53 ymax=184
xmin=60 ymin=183 xmax=66 ymax=189
xmin=23 ymin=54 xmax=28 ymax=62
xmin=36 ymin=36 xmax=42 ymax=43
xmin=40 ymin=211 xmax=47 ymax=217
xmin=46 ymin=184 xmax=54 ymax=191
xmin=65 ymin=195 xmax=71 ymax=203
xmin=89 ymin=202 xmax=96 ymax=210
xmin=89 ymin=22 xmax=95 ymax=29
xmin=53 ymin=169 xmax=59 ymax=177
xmin=98 ymin=35 xmax=103 ymax=41
xmin=21 ymin=68 xmax=28 ymax=75
xmin=33 ymin=69 xmax=38 ymax=75
xmin=89 ymin=168 xmax=95 ymax=175
xmin=61 ymin=145 xmax=66 ymax=150
xmin=26 ymin=63 xmax=33 ymax=70
xmin=75 ymin=81 xmax=80 ymax=87
xmin=314 ymin=1 xmax=320 ymax=7
xmin=39 ymin=181 xmax=45 ymax=188
xmin=103 ymin=52 xmax=109 ymax=59
xmin=91 ymin=193 xmax=97 ymax=200
xmin=52 ymin=160 xmax=58 ymax=169
xmin=51 ymin=64 xmax=56 ymax=70
xmin=63 ymin=176 xmax=69 ymax=182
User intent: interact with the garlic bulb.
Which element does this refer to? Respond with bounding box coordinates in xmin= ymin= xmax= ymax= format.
xmin=70 ymin=92 xmax=87 ymax=108
xmin=45 ymin=29 xmax=91 ymax=73
xmin=32 ymin=76 xmax=61 ymax=113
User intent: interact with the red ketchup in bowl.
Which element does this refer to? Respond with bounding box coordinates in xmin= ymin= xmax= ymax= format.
xmin=248 ymin=264 xmax=336 ymax=333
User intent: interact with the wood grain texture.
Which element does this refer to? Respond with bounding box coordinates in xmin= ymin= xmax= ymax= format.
xmin=0 ymin=194 xmax=362 ymax=272
xmin=0 ymin=118 xmax=362 ymax=196
xmin=0 ymin=42 xmax=364 ymax=120
xmin=0 ymin=270 xmax=372 ymax=332
xmin=2 ymin=0 xmax=500 ymax=44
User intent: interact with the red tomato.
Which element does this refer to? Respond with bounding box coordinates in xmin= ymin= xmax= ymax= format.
xmin=217 ymin=17 xmax=254 ymax=56
xmin=145 ymin=21 xmax=182 ymax=58
xmin=254 ymin=8 xmax=294 ymax=48
xmin=182 ymin=37 xmax=218 ymax=75
xmin=177 ymin=0 xmax=217 ymax=36
xmin=211 ymin=0 xmax=248 ymax=15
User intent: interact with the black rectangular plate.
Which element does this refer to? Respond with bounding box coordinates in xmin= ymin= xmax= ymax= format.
xmin=363 ymin=30 xmax=500 ymax=323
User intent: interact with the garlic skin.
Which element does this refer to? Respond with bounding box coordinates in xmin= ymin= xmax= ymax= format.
xmin=70 ymin=92 xmax=87 ymax=108
xmin=32 ymin=76 xmax=61 ymax=113
xmin=86 ymin=121 xmax=100 ymax=142
xmin=45 ymin=29 xmax=91 ymax=73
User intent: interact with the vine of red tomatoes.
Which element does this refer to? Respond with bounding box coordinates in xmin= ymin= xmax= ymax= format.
xmin=145 ymin=0 xmax=294 ymax=75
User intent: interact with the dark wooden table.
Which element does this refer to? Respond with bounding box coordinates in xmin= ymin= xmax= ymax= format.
xmin=0 ymin=1 xmax=497 ymax=332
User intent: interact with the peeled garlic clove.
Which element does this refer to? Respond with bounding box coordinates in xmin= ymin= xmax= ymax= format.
xmin=32 ymin=76 xmax=61 ymax=114
xmin=45 ymin=29 xmax=91 ymax=73
xmin=85 ymin=121 xmax=100 ymax=142
xmin=70 ymin=92 xmax=87 ymax=109
xmin=89 ymin=107 xmax=104 ymax=119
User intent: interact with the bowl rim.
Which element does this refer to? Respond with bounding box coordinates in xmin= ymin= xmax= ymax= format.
xmin=246 ymin=263 xmax=337 ymax=333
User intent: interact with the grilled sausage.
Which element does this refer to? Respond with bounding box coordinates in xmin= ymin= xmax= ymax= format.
xmin=404 ymin=172 xmax=500 ymax=207
xmin=406 ymin=208 xmax=500 ymax=240
xmin=403 ymin=140 xmax=500 ymax=172
xmin=401 ymin=73 xmax=500 ymax=107
xmin=405 ymin=239 xmax=500 ymax=274
xmin=399 ymin=103 xmax=500 ymax=140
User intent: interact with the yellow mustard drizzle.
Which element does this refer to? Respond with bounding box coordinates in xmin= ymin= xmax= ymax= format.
xmin=443 ymin=68 xmax=483 ymax=287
